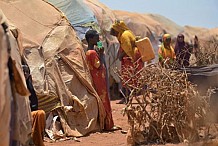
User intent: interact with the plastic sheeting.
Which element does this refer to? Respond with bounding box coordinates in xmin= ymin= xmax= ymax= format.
xmin=0 ymin=0 xmax=105 ymax=138
xmin=48 ymin=0 xmax=97 ymax=26
xmin=48 ymin=0 xmax=121 ymax=84
xmin=0 ymin=10 xmax=32 ymax=145
xmin=182 ymin=64 xmax=218 ymax=94
xmin=47 ymin=0 xmax=99 ymax=40
xmin=0 ymin=11 xmax=11 ymax=146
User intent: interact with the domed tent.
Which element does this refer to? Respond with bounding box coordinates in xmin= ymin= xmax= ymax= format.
xmin=47 ymin=0 xmax=100 ymax=41
xmin=0 ymin=13 xmax=11 ymax=146
xmin=46 ymin=0 xmax=121 ymax=97
xmin=0 ymin=0 xmax=105 ymax=138
xmin=0 ymin=10 xmax=32 ymax=145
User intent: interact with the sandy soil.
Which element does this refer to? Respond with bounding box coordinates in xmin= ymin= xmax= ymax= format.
xmin=44 ymin=100 xmax=218 ymax=146
xmin=44 ymin=100 xmax=129 ymax=146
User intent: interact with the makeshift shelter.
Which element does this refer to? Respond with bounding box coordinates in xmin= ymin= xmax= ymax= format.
xmin=47 ymin=0 xmax=100 ymax=41
xmin=0 ymin=11 xmax=11 ymax=146
xmin=46 ymin=0 xmax=121 ymax=98
xmin=184 ymin=64 xmax=218 ymax=94
xmin=0 ymin=0 xmax=106 ymax=138
xmin=0 ymin=10 xmax=32 ymax=145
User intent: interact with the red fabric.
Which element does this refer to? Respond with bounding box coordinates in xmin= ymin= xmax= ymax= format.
xmin=120 ymin=47 xmax=143 ymax=88
xmin=86 ymin=50 xmax=114 ymax=130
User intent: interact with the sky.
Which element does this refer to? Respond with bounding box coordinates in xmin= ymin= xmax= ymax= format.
xmin=99 ymin=0 xmax=218 ymax=29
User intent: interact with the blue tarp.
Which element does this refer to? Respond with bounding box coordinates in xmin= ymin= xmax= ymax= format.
xmin=48 ymin=0 xmax=99 ymax=40
xmin=48 ymin=0 xmax=97 ymax=26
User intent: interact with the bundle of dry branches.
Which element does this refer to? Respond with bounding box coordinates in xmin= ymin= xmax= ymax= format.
xmin=116 ymin=64 xmax=211 ymax=145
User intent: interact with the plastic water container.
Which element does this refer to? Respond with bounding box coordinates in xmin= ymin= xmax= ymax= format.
xmin=135 ymin=37 xmax=155 ymax=62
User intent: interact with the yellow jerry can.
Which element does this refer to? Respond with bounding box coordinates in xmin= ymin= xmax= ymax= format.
xmin=135 ymin=37 xmax=155 ymax=62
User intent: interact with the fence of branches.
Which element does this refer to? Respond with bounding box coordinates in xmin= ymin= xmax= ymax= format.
xmin=116 ymin=63 xmax=211 ymax=145
xmin=113 ymin=36 xmax=218 ymax=145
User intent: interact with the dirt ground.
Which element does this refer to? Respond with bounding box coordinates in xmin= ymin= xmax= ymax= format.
xmin=44 ymin=100 xmax=218 ymax=146
xmin=44 ymin=100 xmax=128 ymax=146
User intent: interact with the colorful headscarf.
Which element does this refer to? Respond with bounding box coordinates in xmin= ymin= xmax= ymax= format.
xmin=162 ymin=34 xmax=171 ymax=42
xmin=111 ymin=20 xmax=129 ymax=33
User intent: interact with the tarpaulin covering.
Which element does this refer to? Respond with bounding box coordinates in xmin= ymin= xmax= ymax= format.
xmin=48 ymin=0 xmax=121 ymax=84
xmin=183 ymin=64 xmax=218 ymax=94
xmin=0 ymin=10 xmax=32 ymax=145
xmin=47 ymin=0 xmax=99 ymax=40
xmin=0 ymin=0 xmax=105 ymax=138
xmin=0 ymin=11 xmax=11 ymax=146
xmin=48 ymin=0 xmax=97 ymax=26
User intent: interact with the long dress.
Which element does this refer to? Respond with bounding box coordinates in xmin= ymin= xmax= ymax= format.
xmin=119 ymin=47 xmax=143 ymax=88
xmin=118 ymin=30 xmax=144 ymax=88
xmin=175 ymin=42 xmax=191 ymax=67
xmin=86 ymin=49 xmax=114 ymax=130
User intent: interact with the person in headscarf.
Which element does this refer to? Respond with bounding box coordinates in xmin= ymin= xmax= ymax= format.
xmin=110 ymin=20 xmax=140 ymax=61
xmin=158 ymin=34 xmax=176 ymax=67
xmin=110 ymin=20 xmax=143 ymax=103
xmin=192 ymin=35 xmax=200 ymax=59
xmin=22 ymin=65 xmax=46 ymax=146
xmin=85 ymin=29 xmax=115 ymax=131
xmin=174 ymin=33 xmax=191 ymax=67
